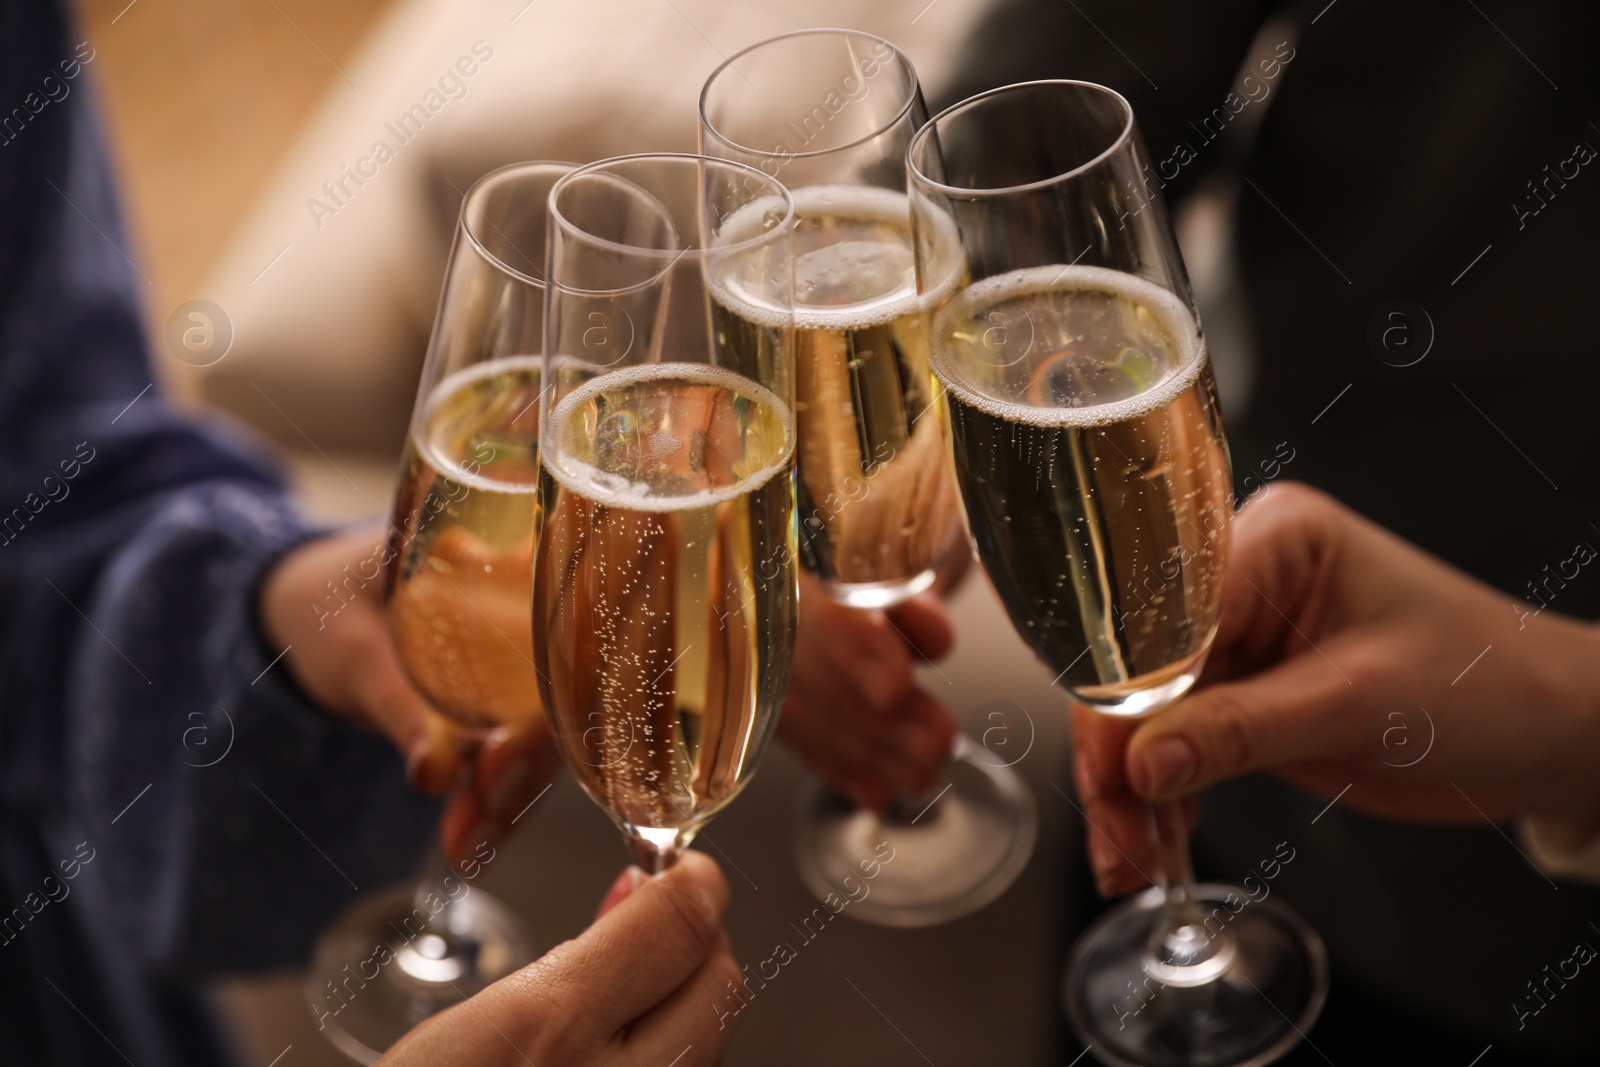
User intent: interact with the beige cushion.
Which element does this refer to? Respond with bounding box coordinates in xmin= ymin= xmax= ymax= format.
xmin=196 ymin=0 xmax=994 ymax=472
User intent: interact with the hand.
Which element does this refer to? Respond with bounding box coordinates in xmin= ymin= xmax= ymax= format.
xmin=1075 ymin=482 xmax=1600 ymax=896
xmin=778 ymin=571 xmax=959 ymax=810
xmin=258 ymin=527 xmax=558 ymax=860
xmin=378 ymin=852 xmax=743 ymax=1066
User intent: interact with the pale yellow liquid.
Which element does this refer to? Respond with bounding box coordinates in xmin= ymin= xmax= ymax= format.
xmin=778 ymin=187 xmax=962 ymax=604
xmin=535 ymin=364 xmax=797 ymax=834
xmin=386 ymin=357 xmax=543 ymax=732
xmin=933 ymin=268 xmax=1232 ymax=715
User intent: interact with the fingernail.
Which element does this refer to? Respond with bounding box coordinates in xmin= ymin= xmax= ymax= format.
xmin=1138 ymin=737 xmax=1197 ymax=797
xmin=1073 ymin=748 xmax=1096 ymax=802
xmin=1088 ymin=831 xmax=1118 ymax=880
xmin=597 ymin=865 xmax=645 ymax=917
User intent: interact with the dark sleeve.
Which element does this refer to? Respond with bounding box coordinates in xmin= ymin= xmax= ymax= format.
xmin=0 ymin=7 xmax=433 ymax=977
xmin=935 ymin=0 xmax=1285 ymax=201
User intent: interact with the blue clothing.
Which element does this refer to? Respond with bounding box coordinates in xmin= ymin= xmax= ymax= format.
xmin=0 ymin=5 xmax=434 ymax=1064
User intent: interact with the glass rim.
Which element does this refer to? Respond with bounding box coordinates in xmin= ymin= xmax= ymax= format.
xmin=546 ymin=152 xmax=795 ymax=296
xmin=458 ymin=159 xmax=577 ymax=288
xmin=907 ymin=80 xmax=1135 ymax=200
xmin=698 ymin=27 xmax=920 ymax=163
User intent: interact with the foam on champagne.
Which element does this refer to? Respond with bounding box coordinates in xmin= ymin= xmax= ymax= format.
xmin=709 ymin=183 xmax=961 ymax=332
xmin=542 ymin=362 xmax=794 ymax=511
xmin=931 ymin=265 xmax=1206 ymax=428
xmin=415 ymin=354 xmax=543 ymax=495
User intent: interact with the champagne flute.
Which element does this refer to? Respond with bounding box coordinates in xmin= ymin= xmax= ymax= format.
xmin=700 ymin=28 xmax=1036 ymax=928
xmin=304 ymin=161 xmax=571 ymax=1063
xmin=908 ymin=82 xmax=1327 ymax=1066
xmin=535 ymin=154 xmax=798 ymax=873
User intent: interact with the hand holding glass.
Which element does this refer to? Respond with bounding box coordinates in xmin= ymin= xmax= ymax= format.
xmin=908 ymin=82 xmax=1327 ymax=1067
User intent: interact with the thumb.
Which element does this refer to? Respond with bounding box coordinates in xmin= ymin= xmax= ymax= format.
xmin=1126 ymin=653 xmax=1363 ymax=801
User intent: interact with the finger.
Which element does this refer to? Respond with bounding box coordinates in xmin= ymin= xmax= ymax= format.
xmin=778 ymin=686 xmax=951 ymax=804
xmin=882 ymin=594 xmax=956 ymax=662
xmin=355 ymin=659 xmax=464 ymax=795
xmin=1126 ymin=652 xmax=1366 ymax=802
xmin=1071 ymin=703 xmax=1138 ymax=805
xmin=441 ymin=723 xmax=561 ymax=861
xmin=1205 ymin=482 xmax=1343 ymax=682
xmin=596 ymin=866 xmax=645 ymax=919
xmin=775 ymin=700 xmax=895 ymax=807
xmin=886 ymin=687 xmax=958 ymax=792
xmin=623 ymin=934 xmax=745 ymax=1061
xmin=1081 ymin=793 xmax=1155 ymax=897
xmin=795 ymin=578 xmax=914 ymax=714
xmin=380 ymin=857 xmax=729 ymax=1065
xmin=560 ymin=851 xmax=731 ymax=1035
xmin=1082 ymin=795 xmax=1201 ymax=897
xmin=477 ymin=721 xmax=559 ymax=821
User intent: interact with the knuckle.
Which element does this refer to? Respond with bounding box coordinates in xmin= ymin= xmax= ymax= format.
xmin=1203 ymin=690 xmax=1258 ymax=774
xmin=1342 ymin=642 xmax=1394 ymax=693
xmin=653 ymin=879 xmax=719 ymax=956
xmin=508 ymin=954 xmax=600 ymax=1055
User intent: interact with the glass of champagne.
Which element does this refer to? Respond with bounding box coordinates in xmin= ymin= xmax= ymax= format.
xmin=700 ymin=28 xmax=1036 ymax=927
xmin=535 ymin=154 xmax=799 ymax=873
xmin=908 ymin=83 xmax=1328 ymax=1066
xmin=304 ymin=161 xmax=570 ymax=1064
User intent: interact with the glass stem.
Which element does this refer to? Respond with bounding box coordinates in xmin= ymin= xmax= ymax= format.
xmin=412 ymin=846 xmax=459 ymax=929
xmin=1150 ymin=798 xmax=1200 ymax=924
xmin=413 ymin=751 xmax=481 ymax=933
xmin=630 ymin=825 xmax=684 ymax=875
xmin=1144 ymin=797 xmax=1233 ymax=983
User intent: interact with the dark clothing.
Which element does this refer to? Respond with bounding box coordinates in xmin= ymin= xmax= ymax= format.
xmin=0 ymin=5 xmax=432 ymax=1064
xmin=947 ymin=1 xmax=1600 ymax=1062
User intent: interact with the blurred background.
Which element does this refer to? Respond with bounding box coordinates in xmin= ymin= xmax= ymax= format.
xmin=77 ymin=0 xmax=1085 ymax=1062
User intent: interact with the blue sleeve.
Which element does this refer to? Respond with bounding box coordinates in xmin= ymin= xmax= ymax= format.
xmin=0 ymin=33 xmax=435 ymax=976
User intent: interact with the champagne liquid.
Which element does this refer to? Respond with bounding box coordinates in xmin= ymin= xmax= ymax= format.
xmin=386 ymin=356 xmax=543 ymax=732
xmin=778 ymin=185 xmax=961 ymax=607
xmin=932 ymin=267 xmax=1232 ymax=717
xmin=535 ymin=363 xmax=797 ymax=835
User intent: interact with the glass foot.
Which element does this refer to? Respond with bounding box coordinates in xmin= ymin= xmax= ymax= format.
xmin=1063 ymin=883 xmax=1328 ymax=1067
xmin=794 ymin=737 xmax=1037 ymax=927
xmin=305 ymin=885 xmax=536 ymax=1063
